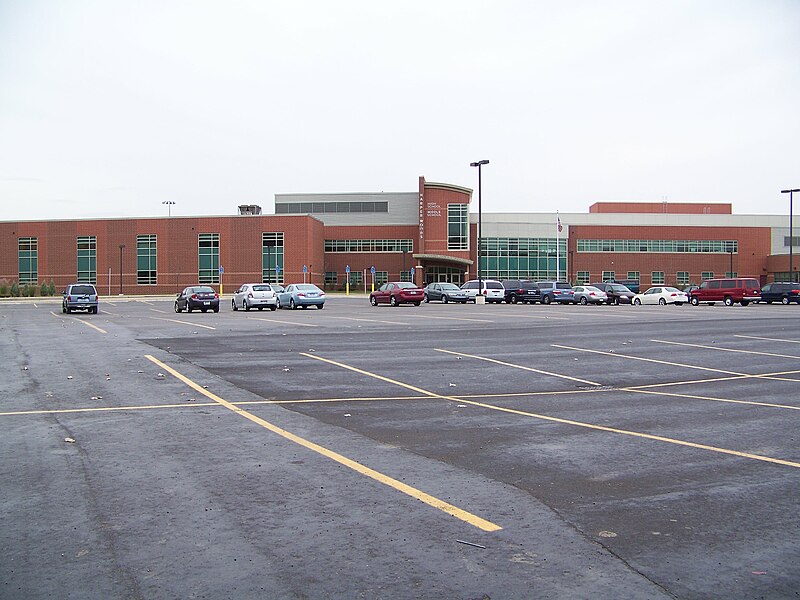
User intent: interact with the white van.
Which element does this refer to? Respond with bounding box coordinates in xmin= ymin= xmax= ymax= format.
xmin=460 ymin=279 xmax=505 ymax=303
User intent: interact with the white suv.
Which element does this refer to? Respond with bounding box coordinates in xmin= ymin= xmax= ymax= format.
xmin=460 ymin=279 xmax=505 ymax=303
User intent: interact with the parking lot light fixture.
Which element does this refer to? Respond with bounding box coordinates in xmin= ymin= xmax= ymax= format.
xmin=781 ymin=189 xmax=799 ymax=283
xmin=470 ymin=160 xmax=489 ymax=296
xmin=162 ymin=200 xmax=176 ymax=216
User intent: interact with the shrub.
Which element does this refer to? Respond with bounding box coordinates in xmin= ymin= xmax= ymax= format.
xmin=48 ymin=280 xmax=57 ymax=296
xmin=10 ymin=281 xmax=20 ymax=297
xmin=0 ymin=279 xmax=9 ymax=297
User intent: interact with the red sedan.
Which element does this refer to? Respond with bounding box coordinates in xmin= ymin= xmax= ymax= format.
xmin=369 ymin=282 xmax=424 ymax=307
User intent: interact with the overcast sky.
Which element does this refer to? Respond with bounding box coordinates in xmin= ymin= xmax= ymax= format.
xmin=1 ymin=1 xmax=798 ymax=221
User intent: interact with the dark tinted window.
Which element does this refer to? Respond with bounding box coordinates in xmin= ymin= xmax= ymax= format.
xmin=555 ymin=282 xmax=572 ymax=289
xmin=71 ymin=285 xmax=96 ymax=295
xmin=486 ymin=281 xmax=503 ymax=289
xmin=721 ymin=280 xmax=736 ymax=289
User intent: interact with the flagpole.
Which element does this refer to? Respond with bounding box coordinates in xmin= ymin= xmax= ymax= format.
xmin=555 ymin=212 xmax=565 ymax=280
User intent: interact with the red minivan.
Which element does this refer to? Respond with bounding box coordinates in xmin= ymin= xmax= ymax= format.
xmin=689 ymin=278 xmax=761 ymax=306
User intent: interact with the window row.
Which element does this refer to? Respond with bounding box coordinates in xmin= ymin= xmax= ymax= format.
xmin=577 ymin=239 xmax=738 ymax=253
xmin=324 ymin=239 xmax=413 ymax=253
xmin=276 ymin=201 xmax=388 ymax=214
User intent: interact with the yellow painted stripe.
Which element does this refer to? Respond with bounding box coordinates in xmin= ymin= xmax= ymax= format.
xmin=626 ymin=369 xmax=800 ymax=390
xmin=651 ymin=339 xmax=800 ymax=360
xmin=0 ymin=402 xmax=219 ymax=417
xmin=436 ymin=348 xmax=601 ymax=386
xmin=735 ymin=334 xmax=800 ymax=345
xmin=145 ymin=354 xmax=501 ymax=532
xmin=149 ymin=316 xmax=216 ymax=330
xmin=51 ymin=311 xmax=107 ymax=334
xmin=302 ymin=353 xmax=800 ymax=470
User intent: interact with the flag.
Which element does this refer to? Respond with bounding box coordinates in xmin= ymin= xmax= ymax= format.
xmin=557 ymin=214 xmax=563 ymax=233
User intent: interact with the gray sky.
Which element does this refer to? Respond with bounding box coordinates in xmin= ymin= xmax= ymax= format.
xmin=1 ymin=0 xmax=798 ymax=221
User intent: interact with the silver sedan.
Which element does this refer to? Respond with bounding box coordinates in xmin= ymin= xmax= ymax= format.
xmin=231 ymin=283 xmax=278 ymax=311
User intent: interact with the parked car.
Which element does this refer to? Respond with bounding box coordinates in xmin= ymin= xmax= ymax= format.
xmin=759 ymin=282 xmax=800 ymax=305
xmin=573 ymin=285 xmax=609 ymax=305
xmin=423 ymin=282 xmax=468 ymax=304
xmin=277 ymin=283 xmax=325 ymax=309
xmin=501 ymin=280 xmax=541 ymax=304
xmin=62 ymin=283 xmax=99 ymax=314
xmin=460 ymin=279 xmax=504 ymax=303
xmin=536 ymin=281 xmax=575 ymax=304
xmin=633 ymin=287 xmax=688 ymax=305
xmin=689 ymin=278 xmax=760 ymax=306
xmin=592 ymin=282 xmax=635 ymax=305
xmin=231 ymin=283 xmax=278 ymax=311
xmin=683 ymin=284 xmax=700 ymax=298
xmin=612 ymin=279 xmax=641 ymax=294
xmin=175 ymin=286 xmax=219 ymax=313
xmin=370 ymin=281 xmax=424 ymax=306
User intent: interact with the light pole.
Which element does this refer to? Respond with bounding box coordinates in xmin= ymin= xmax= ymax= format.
xmin=402 ymin=249 xmax=407 ymax=281
xmin=470 ymin=160 xmax=489 ymax=295
xmin=162 ymin=201 xmax=175 ymax=216
xmin=118 ymin=244 xmax=125 ymax=295
xmin=781 ymin=189 xmax=799 ymax=283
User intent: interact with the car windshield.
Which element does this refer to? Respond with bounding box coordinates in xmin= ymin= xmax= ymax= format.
xmin=71 ymin=285 xmax=95 ymax=295
xmin=252 ymin=285 xmax=271 ymax=291
xmin=396 ymin=282 xmax=418 ymax=289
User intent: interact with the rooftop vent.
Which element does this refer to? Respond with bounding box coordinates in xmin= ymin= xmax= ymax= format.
xmin=238 ymin=205 xmax=262 ymax=215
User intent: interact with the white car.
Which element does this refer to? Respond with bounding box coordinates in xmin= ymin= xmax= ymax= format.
xmin=231 ymin=283 xmax=279 ymax=311
xmin=572 ymin=285 xmax=609 ymax=305
xmin=460 ymin=279 xmax=505 ymax=303
xmin=632 ymin=286 xmax=688 ymax=306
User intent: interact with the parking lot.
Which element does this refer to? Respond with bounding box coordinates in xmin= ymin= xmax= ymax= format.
xmin=1 ymin=295 xmax=799 ymax=599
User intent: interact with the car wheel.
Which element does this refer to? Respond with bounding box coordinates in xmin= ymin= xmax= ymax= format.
xmin=187 ymin=306 xmax=193 ymax=313
xmin=782 ymin=296 xmax=790 ymax=305
xmin=62 ymin=304 xmax=67 ymax=313
xmin=424 ymin=294 xmax=429 ymax=303
xmin=690 ymin=297 xmax=699 ymax=306
xmin=442 ymin=295 xmax=449 ymax=304
xmin=316 ymin=304 xmax=324 ymax=309
xmin=276 ymin=298 xmax=281 ymax=309
xmin=174 ymin=302 xmax=181 ymax=313
xmin=258 ymin=306 xmax=264 ymax=310
xmin=93 ymin=307 xmax=99 ymax=314
xmin=231 ymin=299 xmax=238 ymax=311
xmin=740 ymin=300 xmax=749 ymax=307
xmin=289 ymin=299 xmax=296 ymax=309
xmin=724 ymin=296 xmax=734 ymax=306
xmin=370 ymin=296 xmax=378 ymax=306
xmin=270 ymin=305 xmax=277 ymax=311
xmin=765 ymin=300 xmax=773 ymax=304
xmin=659 ymin=298 xmax=666 ymax=305
xmin=414 ymin=302 xmax=420 ymax=306
xmin=244 ymin=300 xmax=251 ymax=311
xmin=213 ymin=306 xmax=219 ymax=313
xmin=580 ymin=297 xmax=588 ymax=305
xmin=510 ymin=295 xmax=518 ymax=304
xmin=201 ymin=308 xmax=207 ymax=313
xmin=634 ymin=298 xmax=641 ymax=306
xmin=613 ymin=297 xmax=620 ymax=306
xmin=542 ymin=295 xmax=551 ymax=305
xmin=390 ymin=296 xmax=399 ymax=307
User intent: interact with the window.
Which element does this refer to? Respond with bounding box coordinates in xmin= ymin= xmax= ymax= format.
xmin=577 ymin=239 xmax=738 ymax=253
xmin=479 ymin=236 xmax=566 ymax=280
xmin=324 ymin=272 xmax=338 ymax=286
xmin=400 ymin=271 xmax=412 ymax=282
xmin=18 ymin=237 xmax=37 ymax=284
xmin=198 ymin=233 xmax=220 ymax=284
xmin=374 ymin=271 xmax=388 ymax=285
xmin=137 ymin=235 xmax=157 ymax=285
xmin=676 ymin=271 xmax=689 ymax=285
xmin=77 ymin=236 xmax=97 ymax=283
xmin=447 ymin=204 xmax=469 ymax=250
xmin=627 ymin=271 xmax=640 ymax=282
xmin=349 ymin=271 xmax=362 ymax=286
xmin=576 ymin=271 xmax=590 ymax=285
xmin=651 ymin=271 xmax=665 ymax=285
xmin=701 ymin=271 xmax=714 ymax=281
xmin=602 ymin=271 xmax=615 ymax=282
xmin=324 ymin=239 xmax=413 ymax=253
xmin=726 ymin=271 xmax=737 ymax=278
xmin=277 ymin=201 xmax=388 ymax=214
xmin=262 ymin=232 xmax=284 ymax=283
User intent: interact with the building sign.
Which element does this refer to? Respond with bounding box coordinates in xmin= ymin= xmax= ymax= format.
xmin=426 ymin=201 xmax=442 ymax=217
xmin=419 ymin=192 xmax=424 ymax=241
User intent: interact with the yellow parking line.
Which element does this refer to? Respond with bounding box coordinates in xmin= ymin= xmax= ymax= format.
xmin=735 ymin=334 xmax=800 ymax=345
xmin=150 ymin=316 xmax=216 ymax=330
xmin=651 ymin=339 xmax=800 ymax=360
xmin=145 ymin=354 xmax=501 ymax=532
xmin=626 ymin=369 xmax=800 ymax=390
xmin=623 ymin=388 xmax=800 ymax=411
xmin=51 ymin=311 xmax=107 ymax=333
xmin=301 ymin=353 xmax=800 ymax=470
xmin=436 ymin=349 xmax=601 ymax=386
xmin=247 ymin=317 xmax=319 ymax=327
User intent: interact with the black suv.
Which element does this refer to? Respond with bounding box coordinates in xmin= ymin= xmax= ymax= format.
xmin=501 ymin=280 xmax=541 ymax=304
xmin=591 ymin=282 xmax=636 ymax=305
xmin=759 ymin=282 xmax=800 ymax=304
